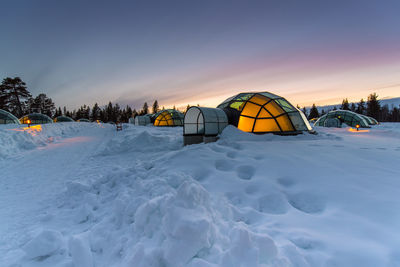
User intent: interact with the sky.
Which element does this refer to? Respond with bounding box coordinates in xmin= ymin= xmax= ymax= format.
xmin=1 ymin=0 xmax=400 ymax=110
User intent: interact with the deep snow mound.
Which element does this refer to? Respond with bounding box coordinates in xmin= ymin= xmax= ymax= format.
xmin=0 ymin=123 xmax=99 ymax=159
xmin=96 ymin=126 xmax=182 ymax=156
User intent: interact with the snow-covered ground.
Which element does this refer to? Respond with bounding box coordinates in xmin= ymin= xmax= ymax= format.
xmin=1 ymin=122 xmax=400 ymax=267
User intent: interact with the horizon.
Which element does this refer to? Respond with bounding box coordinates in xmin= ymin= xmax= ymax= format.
xmin=1 ymin=0 xmax=400 ymax=111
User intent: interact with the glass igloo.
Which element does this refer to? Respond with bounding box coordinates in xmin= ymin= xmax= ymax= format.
xmin=19 ymin=113 xmax=53 ymax=124
xmin=153 ymin=109 xmax=184 ymax=127
xmin=314 ymin=110 xmax=370 ymax=128
xmin=0 ymin=109 xmax=20 ymax=124
xmin=134 ymin=114 xmax=152 ymax=126
xmin=217 ymin=92 xmax=312 ymax=135
xmin=183 ymin=107 xmax=229 ymax=145
xmin=54 ymin=116 xmax=74 ymax=122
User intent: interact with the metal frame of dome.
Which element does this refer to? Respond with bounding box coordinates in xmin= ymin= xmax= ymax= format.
xmin=153 ymin=109 xmax=184 ymax=127
xmin=54 ymin=116 xmax=74 ymax=122
xmin=217 ymin=92 xmax=312 ymax=135
xmin=314 ymin=110 xmax=370 ymax=128
xmin=0 ymin=109 xmax=20 ymax=124
xmin=19 ymin=113 xmax=53 ymax=124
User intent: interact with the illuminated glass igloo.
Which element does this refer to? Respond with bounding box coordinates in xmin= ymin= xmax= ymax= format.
xmin=183 ymin=107 xmax=229 ymax=145
xmin=360 ymin=114 xmax=379 ymax=125
xmin=153 ymin=109 xmax=184 ymax=127
xmin=54 ymin=116 xmax=74 ymax=122
xmin=77 ymin=118 xmax=90 ymax=122
xmin=0 ymin=109 xmax=20 ymax=124
xmin=134 ymin=114 xmax=152 ymax=126
xmin=19 ymin=113 xmax=53 ymax=124
xmin=217 ymin=92 xmax=312 ymax=134
xmin=314 ymin=110 xmax=370 ymax=128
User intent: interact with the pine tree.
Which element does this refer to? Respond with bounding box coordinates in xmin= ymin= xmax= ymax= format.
xmin=356 ymin=99 xmax=365 ymax=114
xmin=142 ymin=102 xmax=149 ymax=115
xmin=152 ymin=100 xmax=159 ymax=114
xmin=92 ymin=103 xmax=100 ymax=121
xmin=350 ymin=103 xmax=356 ymax=112
xmin=308 ymin=104 xmax=319 ymax=119
xmin=341 ymin=98 xmax=350 ymax=110
xmin=0 ymin=77 xmax=32 ymax=117
xmin=366 ymin=93 xmax=380 ymax=120
xmin=28 ymin=93 xmax=55 ymax=117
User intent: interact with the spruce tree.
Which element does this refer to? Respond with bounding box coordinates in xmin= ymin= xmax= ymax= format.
xmin=0 ymin=77 xmax=32 ymax=117
xmin=92 ymin=103 xmax=100 ymax=121
xmin=308 ymin=104 xmax=319 ymax=119
xmin=341 ymin=98 xmax=350 ymax=110
xmin=356 ymin=99 xmax=365 ymax=114
xmin=366 ymin=93 xmax=380 ymax=120
xmin=152 ymin=100 xmax=159 ymax=114
xmin=142 ymin=102 xmax=149 ymax=115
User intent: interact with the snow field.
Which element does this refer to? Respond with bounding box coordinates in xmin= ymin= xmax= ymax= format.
xmin=1 ymin=123 xmax=400 ymax=266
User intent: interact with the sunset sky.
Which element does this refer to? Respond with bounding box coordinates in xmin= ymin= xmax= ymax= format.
xmin=1 ymin=0 xmax=400 ymax=110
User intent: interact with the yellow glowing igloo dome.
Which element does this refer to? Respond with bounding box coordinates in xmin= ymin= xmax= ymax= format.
xmin=217 ymin=92 xmax=312 ymax=135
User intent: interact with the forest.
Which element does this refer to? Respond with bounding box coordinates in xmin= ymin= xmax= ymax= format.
xmin=1 ymin=76 xmax=400 ymax=122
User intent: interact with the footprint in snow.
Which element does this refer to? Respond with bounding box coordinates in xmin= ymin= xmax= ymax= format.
xmin=277 ymin=176 xmax=296 ymax=188
xmin=257 ymin=193 xmax=289 ymax=214
xmin=215 ymin=159 xmax=234 ymax=171
xmin=226 ymin=151 xmax=238 ymax=159
xmin=287 ymin=192 xmax=326 ymax=214
xmin=235 ymin=165 xmax=255 ymax=180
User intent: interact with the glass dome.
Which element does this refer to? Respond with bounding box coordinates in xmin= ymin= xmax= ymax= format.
xmin=134 ymin=114 xmax=152 ymax=126
xmin=184 ymin=107 xmax=228 ymax=136
xmin=217 ymin=92 xmax=312 ymax=135
xmin=77 ymin=118 xmax=90 ymax=122
xmin=0 ymin=109 xmax=20 ymax=124
xmin=153 ymin=109 xmax=184 ymax=127
xmin=19 ymin=113 xmax=53 ymax=124
xmin=314 ymin=110 xmax=370 ymax=128
xmin=54 ymin=116 xmax=74 ymax=122
xmin=360 ymin=114 xmax=379 ymax=125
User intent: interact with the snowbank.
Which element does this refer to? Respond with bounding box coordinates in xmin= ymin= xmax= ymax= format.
xmin=1 ymin=123 xmax=400 ymax=267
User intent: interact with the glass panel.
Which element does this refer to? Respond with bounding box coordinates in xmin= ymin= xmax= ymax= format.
xmin=275 ymin=99 xmax=296 ymax=112
xmin=238 ymin=116 xmax=255 ymax=132
xmin=249 ymin=94 xmax=269 ymax=106
xmin=276 ymin=115 xmax=294 ymax=131
xmin=184 ymin=124 xmax=198 ymax=135
xmin=253 ymin=118 xmax=280 ymax=132
xmin=229 ymin=101 xmax=245 ymax=111
xmin=264 ymin=101 xmax=284 ymax=117
xmin=184 ymin=108 xmax=200 ymax=123
xmin=258 ymin=108 xmax=272 ymax=118
xmin=204 ymin=122 xmax=218 ymax=135
xmin=259 ymin=92 xmax=280 ymax=99
xmin=288 ymin=113 xmax=307 ymax=130
xmin=241 ymin=102 xmax=261 ymax=117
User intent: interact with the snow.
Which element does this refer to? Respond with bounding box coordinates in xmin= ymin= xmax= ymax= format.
xmin=1 ymin=122 xmax=400 ymax=266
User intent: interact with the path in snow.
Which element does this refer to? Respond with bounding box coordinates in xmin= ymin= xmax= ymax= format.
xmin=0 ymin=123 xmax=114 ymax=257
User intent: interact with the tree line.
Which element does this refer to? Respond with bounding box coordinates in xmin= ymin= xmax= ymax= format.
xmin=302 ymin=93 xmax=400 ymax=122
xmin=2 ymin=76 xmax=400 ymax=122
xmin=0 ymin=77 xmax=169 ymax=122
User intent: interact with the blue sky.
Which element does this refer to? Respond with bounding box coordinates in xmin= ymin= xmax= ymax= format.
xmin=1 ymin=0 xmax=400 ymax=110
